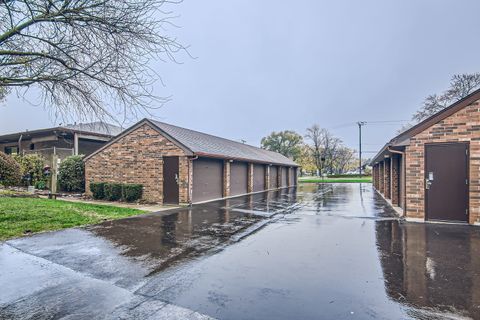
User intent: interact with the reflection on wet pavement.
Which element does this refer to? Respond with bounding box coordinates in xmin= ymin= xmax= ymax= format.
xmin=1 ymin=183 xmax=480 ymax=319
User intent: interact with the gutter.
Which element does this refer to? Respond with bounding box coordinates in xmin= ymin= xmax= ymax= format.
xmin=18 ymin=134 xmax=23 ymax=154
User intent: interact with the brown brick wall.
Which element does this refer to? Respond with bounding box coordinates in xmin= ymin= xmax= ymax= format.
xmin=384 ymin=158 xmax=391 ymax=199
xmin=391 ymin=154 xmax=400 ymax=206
xmin=379 ymin=161 xmax=384 ymax=194
xmin=405 ymin=100 xmax=480 ymax=224
xmin=84 ymin=123 xmax=190 ymax=204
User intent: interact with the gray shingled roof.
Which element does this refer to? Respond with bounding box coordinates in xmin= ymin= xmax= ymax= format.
xmin=150 ymin=120 xmax=298 ymax=166
xmin=64 ymin=122 xmax=122 ymax=136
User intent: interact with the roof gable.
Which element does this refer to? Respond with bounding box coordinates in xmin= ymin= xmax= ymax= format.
xmin=149 ymin=120 xmax=298 ymax=166
xmin=392 ymin=88 xmax=480 ymax=145
xmin=372 ymin=88 xmax=480 ymax=163
xmin=85 ymin=119 xmax=298 ymax=166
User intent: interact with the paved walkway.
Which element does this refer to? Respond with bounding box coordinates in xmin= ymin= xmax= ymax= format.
xmin=50 ymin=196 xmax=180 ymax=212
xmin=2 ymin=184 xmax=480 ymax=319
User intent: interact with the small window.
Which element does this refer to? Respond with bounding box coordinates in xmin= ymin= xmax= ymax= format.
xmin=30 ymin=143 xmax=35 ymax=150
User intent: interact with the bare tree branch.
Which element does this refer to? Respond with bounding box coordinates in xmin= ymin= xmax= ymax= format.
xmin=412 ymin=73 xmax=480 ymax=122
xmin=0 ymin=0 xmax=187 ymax=123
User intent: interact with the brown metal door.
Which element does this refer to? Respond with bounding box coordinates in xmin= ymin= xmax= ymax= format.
xmin=230 ymin=162 xmax=248 ymax=196
xmin=192 ymin=157 xmax=223 ymax=202
xmin=269 ymin=166 xmax=278 ymax=189
xmin=163 ymin=156 xmax=179 ymax=204
xmin=425 ymin=143 xmax=468 ymax=222
xmin=253 ymin=164 xmax=265 ymax=192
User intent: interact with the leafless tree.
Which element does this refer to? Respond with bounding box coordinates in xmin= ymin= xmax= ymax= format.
xmin=0 ymin=0 xmax=186 ymax=122
xmin=412 ymin=73 xmax=480 ymax=122
xmin=305 ymin=124 xmax=345 ymax=175
xmin=333 ymin=146 xmax=355 ymax=174
xmin=305 ymin=124 xmax=323 ymax=174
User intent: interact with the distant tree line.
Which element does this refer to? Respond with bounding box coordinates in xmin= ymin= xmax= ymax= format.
xmin=261 ymin=125 xmax=358 ymax=175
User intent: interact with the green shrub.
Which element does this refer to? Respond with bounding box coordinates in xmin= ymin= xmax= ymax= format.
xmin=90 ymin=182 xmax=106 ymax=200
xmin=104 ymin=183 xmax=122 ymax=201
xmin=0 ymin=152 xmax=22 ymax=186
xmin=34 ymin=180 xmax=47 ymax=190
xmin=13 ymin=154 xmax=47 ymax=187
xmin=58 ymin=155 xmax=85 ymax=192
xmin=122 ymin=184 xmax=143 ymax=202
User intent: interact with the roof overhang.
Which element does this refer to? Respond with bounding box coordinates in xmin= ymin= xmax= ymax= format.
xmin=83 ymin=119 xmax=195 ymax=162
xmin=0 ymin=126 xmax=115 ymax=144
xmin=371 ymin=87 xmax=480 ymax=164
xmin=194 ymin=151 xmax=299 ymax=167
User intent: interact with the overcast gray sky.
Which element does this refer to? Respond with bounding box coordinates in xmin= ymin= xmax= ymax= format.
xmin=1 ymin=0 xmax=480 ymax=157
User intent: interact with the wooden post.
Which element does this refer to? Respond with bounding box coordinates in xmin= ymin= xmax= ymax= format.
xmin=51 ymin=148 xmax=58 ymax=195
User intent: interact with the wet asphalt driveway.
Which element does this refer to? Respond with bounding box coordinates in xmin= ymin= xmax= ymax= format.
xmin=1 ymin=184 xmax=480 ymax=319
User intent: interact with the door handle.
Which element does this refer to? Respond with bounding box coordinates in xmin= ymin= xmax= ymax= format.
xmin=425 ymin=179 xmax=432 ymax=190
xmin=175 ymin=173 xmax=179 ymax=184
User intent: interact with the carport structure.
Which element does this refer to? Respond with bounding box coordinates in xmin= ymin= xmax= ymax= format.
xmin=372 ymin=88 xmax=480 ymax=225
xmin=84 ymin=119 xmax=299 ymax=204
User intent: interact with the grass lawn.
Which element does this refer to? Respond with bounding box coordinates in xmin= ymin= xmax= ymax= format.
xmin=299 ymin=176 xmax=372 ymax=183
xmin=0 ymin=197 xmax=146 ymax=241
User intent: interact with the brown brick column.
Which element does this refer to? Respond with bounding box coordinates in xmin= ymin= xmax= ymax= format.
xmin=379 ymin=161 xmax=384 ymax=194
xmin=247 ymin=163 xmax=254 ymax=193
xmin=178 ymin=156 xmax=191 ymax=204
xmin=223 ymin=160 xmax=231 ymax=197
xmin=391 ymin=154 xmax=400 ymax=206
xmin=384 ymin=158 xmax=391 ymax=199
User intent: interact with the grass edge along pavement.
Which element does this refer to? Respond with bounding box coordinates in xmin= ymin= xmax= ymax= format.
xmin=0 ymin=196 xmax=146 ymax=241
xmin=299 ymin=176 xmax=372 ymax=183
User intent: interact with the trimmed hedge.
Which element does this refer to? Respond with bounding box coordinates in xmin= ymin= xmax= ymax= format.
xmin=122 ymin=184 xmax=143 ymax=202
xmin=104 ymin=183 xmax=122 ymax=201
xmin=58 ymin=155 xmax=85 ymax=192
xmin=90 ymin=182 xmax=106 ymax=200
xmin=0 ymin=152 xmax=22 ymax=186
xmin=90 ymin=182 xmax=143 ymax=202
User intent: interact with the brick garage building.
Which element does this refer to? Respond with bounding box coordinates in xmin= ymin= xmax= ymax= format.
xmin=372 ymin=89 xmax=480 ymax=225
xmin=84 ymin=119 xmax=299 ymax=204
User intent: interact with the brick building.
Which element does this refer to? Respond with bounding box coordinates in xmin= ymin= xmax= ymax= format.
xmin=84 ymin=119 xmax=299 ymax=204
xmin=372 ymin=89 xmax=480 ymax=225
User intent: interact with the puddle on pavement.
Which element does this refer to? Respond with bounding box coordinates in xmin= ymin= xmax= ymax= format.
xmin=6 ymin=188 xmax=299 ymax=290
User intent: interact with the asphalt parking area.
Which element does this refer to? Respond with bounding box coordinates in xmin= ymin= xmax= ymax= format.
xmin=1 ymin=184 xmax=479 ymax=319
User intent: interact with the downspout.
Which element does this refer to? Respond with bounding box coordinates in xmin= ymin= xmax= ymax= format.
xmin=18 ymin=134 xmax=23 ymax=155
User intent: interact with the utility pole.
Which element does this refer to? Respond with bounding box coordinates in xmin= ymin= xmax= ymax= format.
xmin=357 ymin=121 xmax=366 ymax=177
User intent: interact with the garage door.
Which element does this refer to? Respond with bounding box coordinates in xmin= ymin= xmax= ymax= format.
xmin=192 ymin=158 xmax=223 ymax=202
xmin=230 ymin=161 xmax=248 ymax=196
xmin=269 ymin=166 xmax=278 ymax=189
xmin=253 ymin=164 xmax=266 ymax=192
xmin=281 ymin=167 xmax=288 ymax=187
